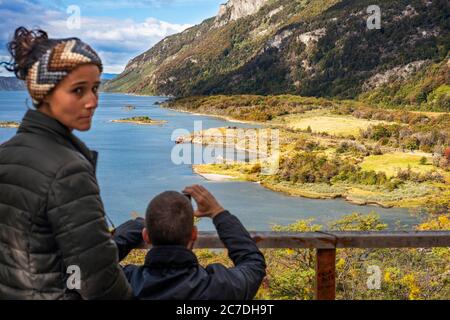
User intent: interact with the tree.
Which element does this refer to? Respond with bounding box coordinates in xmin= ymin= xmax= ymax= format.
xmin=444 ymin=147 xmax=450 ymax=161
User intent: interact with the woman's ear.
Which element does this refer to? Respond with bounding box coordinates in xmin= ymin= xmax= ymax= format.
xmin=142 ymin=227 xmax=151 ymax=244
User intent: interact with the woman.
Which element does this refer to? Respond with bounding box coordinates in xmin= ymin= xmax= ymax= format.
xmin=0 ymin=27 xmax=132 ymax=299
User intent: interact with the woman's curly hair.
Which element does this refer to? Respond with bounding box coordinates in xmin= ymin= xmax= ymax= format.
xmin=1 ymin=27 xmax=56 ymax=80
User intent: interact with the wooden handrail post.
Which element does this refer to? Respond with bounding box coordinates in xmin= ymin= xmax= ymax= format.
xmin=315 ymin=248 xmax=336 ymax=300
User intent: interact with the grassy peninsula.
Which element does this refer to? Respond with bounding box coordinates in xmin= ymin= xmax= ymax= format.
xmin=164 ymin=95 xmax=450 ymax=213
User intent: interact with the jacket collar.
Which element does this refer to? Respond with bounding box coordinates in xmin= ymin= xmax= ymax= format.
xmin=18 ymin=109 xmax=98 ymax=170
xmin=144 ymin=246 xmax=198 ymax=269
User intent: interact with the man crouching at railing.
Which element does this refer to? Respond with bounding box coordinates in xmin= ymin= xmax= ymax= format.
xmin=112 ymin=185 xmax=266 ymax=300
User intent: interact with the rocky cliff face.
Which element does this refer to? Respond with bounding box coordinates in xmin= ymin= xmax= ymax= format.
xmin=214 ymin=0 xmax=271 ymax=27
xmin=104 ymin=0 xmax=449 ymax=109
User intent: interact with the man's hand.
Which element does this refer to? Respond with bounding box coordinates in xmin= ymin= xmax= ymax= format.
xmin=182 ymin=185 xmax=225 ymax=219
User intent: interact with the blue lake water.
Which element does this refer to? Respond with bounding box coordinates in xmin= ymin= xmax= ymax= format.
xmin=0 ymin=91 xmax=419 ymax=230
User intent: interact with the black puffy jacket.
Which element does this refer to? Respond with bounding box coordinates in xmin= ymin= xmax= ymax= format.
xmin=114 ymin=211 xmax=267 ymax=300
xmin=0 ymin=109 xmax=132 ymax=300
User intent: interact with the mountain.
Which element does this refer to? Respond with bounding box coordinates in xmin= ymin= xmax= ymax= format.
xmin=0 ymin=73 xmax=118 ymax=91
xmin=104 ymin=0 xmax=449 ymax=110
xmin=0 ymin=77 xmax=26 ymax=91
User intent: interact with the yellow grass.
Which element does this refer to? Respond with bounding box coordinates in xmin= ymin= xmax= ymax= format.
xmin=277 ymin=114 xmax=391 ymax=137
xmin=360 ymin=152 xmax=450 ymax=181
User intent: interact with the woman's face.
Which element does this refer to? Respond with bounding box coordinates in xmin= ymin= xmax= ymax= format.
xmin=39 ymin=64 xmax=101 ymax=131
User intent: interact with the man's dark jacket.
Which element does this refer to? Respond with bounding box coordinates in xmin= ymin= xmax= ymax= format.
xmin=114 ymin=210 xmax=266 ymax=300
xmin=0 ymin=109 xmax=132 ymax=299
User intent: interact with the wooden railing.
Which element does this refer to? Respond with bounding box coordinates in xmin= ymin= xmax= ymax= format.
xmin=192 ymin=231 xmax=450 ymax=300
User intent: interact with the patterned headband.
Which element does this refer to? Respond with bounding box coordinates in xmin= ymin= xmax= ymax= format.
xmin=26 ymin=38 xmax=103 ymax=106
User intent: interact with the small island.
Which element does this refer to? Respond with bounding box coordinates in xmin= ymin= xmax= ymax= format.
xmin=111 ymin=116 xmax=167 ymax=125
xmin=0 ymin=121 xmax=20 ymax=128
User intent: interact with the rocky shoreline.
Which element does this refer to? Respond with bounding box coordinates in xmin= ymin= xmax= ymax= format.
xmin=259 ymin=180 xmax=395 ymax=209
xmin=193 ymin=164 xmax=402 ymax=209
xmin=192 ymin=167 xmax=235 ymax=182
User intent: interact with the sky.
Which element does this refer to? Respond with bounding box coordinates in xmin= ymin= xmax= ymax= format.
xmin=0 ymin=0 xmax=226 ymax=76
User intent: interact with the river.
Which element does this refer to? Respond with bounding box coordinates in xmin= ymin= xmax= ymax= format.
xmin=0 ymin=91 xmax=419 ymax=230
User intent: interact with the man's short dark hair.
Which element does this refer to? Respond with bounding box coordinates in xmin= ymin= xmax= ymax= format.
xmin=145 ymin=191 xmax=194 ymax=246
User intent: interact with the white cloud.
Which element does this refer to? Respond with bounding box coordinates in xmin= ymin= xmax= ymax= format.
xmin=0 ymin=1 xmax=192 ymax=75
xmin=53 ymin=0 xmax=214 ymax=11
xmin=42 ymin=15 xmax=191 ymax=73
xmin=83 ymin=17 xmax=190 ymax=42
